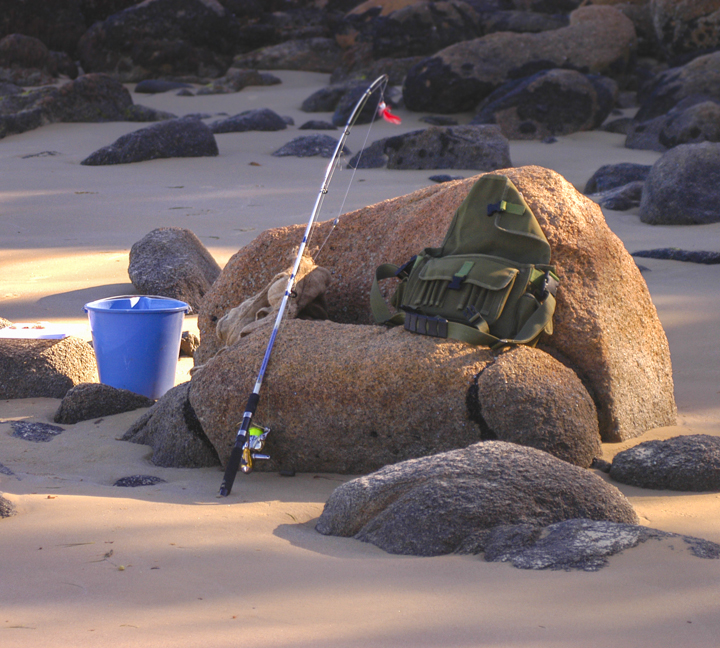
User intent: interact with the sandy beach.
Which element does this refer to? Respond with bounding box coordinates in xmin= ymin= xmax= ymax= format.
xmin=2 ymin=70 xmax=720 ymax=647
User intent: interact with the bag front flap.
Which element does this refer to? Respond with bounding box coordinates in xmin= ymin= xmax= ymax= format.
xmin=440 ymin=174 xmax=551 ymax=266
xmin=417 ymin=254 xmax=519 ymax=291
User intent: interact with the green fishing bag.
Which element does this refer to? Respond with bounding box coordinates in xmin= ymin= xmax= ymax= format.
xmin=371 ymin=174 xmax=559 ymax=348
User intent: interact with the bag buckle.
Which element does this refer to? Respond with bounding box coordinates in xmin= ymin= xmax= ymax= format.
xmin=395 ymin=255 xmax=417 ymax=279
xmin=404 ymin=313 xmax=448 ymax=338
xmin=538 ymin=270 xmax=559 ymax=301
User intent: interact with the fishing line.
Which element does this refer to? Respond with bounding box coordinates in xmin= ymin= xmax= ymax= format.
xmin=311 ymin=81 xmax=392 ymax=261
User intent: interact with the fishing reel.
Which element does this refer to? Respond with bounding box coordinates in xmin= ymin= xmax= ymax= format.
xmin=240 ymin=424 xmax=271 ymax=474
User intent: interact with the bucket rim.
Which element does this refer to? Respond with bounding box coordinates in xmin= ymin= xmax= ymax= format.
xmin=84 ymin=295 xmax=190 ymax=314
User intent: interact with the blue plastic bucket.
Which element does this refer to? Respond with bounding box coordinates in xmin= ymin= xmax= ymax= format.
xmin=84 ymin=295 xmax=190 ymax=400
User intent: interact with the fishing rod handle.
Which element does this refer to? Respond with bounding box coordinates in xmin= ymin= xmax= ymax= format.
xmin=218 ymin=393 xmax=259 ymax=496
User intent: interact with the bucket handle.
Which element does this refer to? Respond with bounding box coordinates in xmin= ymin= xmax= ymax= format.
xmin=84 ymin=295 xmax=193 ymax=314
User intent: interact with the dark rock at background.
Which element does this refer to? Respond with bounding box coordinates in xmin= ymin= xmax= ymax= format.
xmin=210 ymin=107 xmax=287 ymax=134
xmin=402 ymin=6 xmax=637 ymax=114
xmin=128 ymin=227 xmax=222 ymax=312
xmin=471 ymin=69 xmax=617 ymax=140
xmin=232 ymin=37 xmax=342 ymax=74
xmin=76 ymin=0 xmax=241 ymax=82
xmin=123 ymin=104 xmax=177 ymax=122
xmin=350 ymin=124 xmax=511 ymax=170
xmin=0 ymin=34 xmax=57 ymax=75
xmin=658 ymin=100 xmax=720 ymax=149
xmin=586 ymin=181 xmax=644 ymax=211
xmin=0 ymin=73 xmax=137 ymax=139
xmin=272 ymin=134 xmax=348 ymax=158
xmin=638 ymin=142 xmax=720 ymax=225
xmin=336 ymin=0 xmax=484 ymax=60
xmin=634 ymin=51 xmax=720 ymax=123
xmin=584 ymin=162 xmax=652 ymax=194
xmin=0 ymin=0 xmax=88 ymax=54
xmin=632 ymin=249 xmax=720 ymax=265
xmin=196 ymin=69 xmax=281 ymax=95
xmin=429 ymin=174 xmax=465 ymax=183
xmin=81 ymin=117 xmax=218 ymax=166
xmin=299 ymin=120 xmax=337 ymax=130
xmin=627 ymin=96 xmax=720 ymax=152
xmin=54 ymin=382 xmax=154 ymax=424
xmin=329 ymin=53 xmax=424 ymax=86
xmin=650 ymin=0 xmax=720 ymax=63
xmin=135 ymin=79 xmax=193 ymax=94
xmin=331 ymin=82 xmax=389 ymax=126
xmin=610 ymin=435 xmax=720 ymax=491
xmin=476 ymin=9 xmax=568 ymax=36
xmin=301 ymin=84 xmax=350 ymax=113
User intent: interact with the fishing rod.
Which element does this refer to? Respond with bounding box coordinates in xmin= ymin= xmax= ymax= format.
xmin=219 ymin=74 xmax=398 ymax=497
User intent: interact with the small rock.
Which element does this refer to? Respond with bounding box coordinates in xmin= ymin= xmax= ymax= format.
xmin=478 ymin=518 xmax=720 ymax=571
xmin=123 ymin=383 xmax=220 ymax=468
xmin=584 ymin=162 xmax=652 ymax=194
xmin=272 ymin=134 xmax=349 ymax=158
xmin=299 ymin=120 xmax=337 ymax=130
xmin=54 ymin=383 xmax=154 ymax=424
xmin=0 ymin=494 xmax=16 ymax=518
xmin=610 ymin=435 xmax=720 ymax=491
xmin=632 ymin=249 xmax=720 ymax=264
xmin=639 ymin=142 xmax=720 ymax=225
xmin=210 ymin=108 xmax=287 ymax=134
xmin=113 ymin=475 xmax=167 ymax=487
xmin=11 ymin=421 xmax=64 ymax=443
xmin=180 ymin=331 xmax=200 ymax=357
xmin=81 ymin=117 xmax=218 ymax=166
xmin=134 ymin=80 xmax=193 ymax=94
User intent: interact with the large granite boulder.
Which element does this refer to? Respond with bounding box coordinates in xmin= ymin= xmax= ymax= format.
xmin=402 ymin=5 xmax=637 ymax=113
xmin=128 ymin=227 xmax=222 ymax=312
xmin=638 ymin=142 xmax=720 ymax=225
xmin=650 ymin=0 xmax=720 ymax=62
xmin=76 ymin=0 xmax=240 ymax=82
xmin=474 ymin=345 xmax=601 ymax=467
xmin=189 ymin=320 xmax=601 ymax=472
xmin=81 ymin=118 xmax=218 ymax=166
xmin=315 ymin=441 xmax=639 ymax=556
xmin=349 ymin=124 xmax=512 ymax=170
xmin=471 ymin=68 xmax=617 ymax=140
xmin=0 ymin=337 xmax=98 ymax=399
xmin=197 ymin=166 xmax=676 ymax=443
